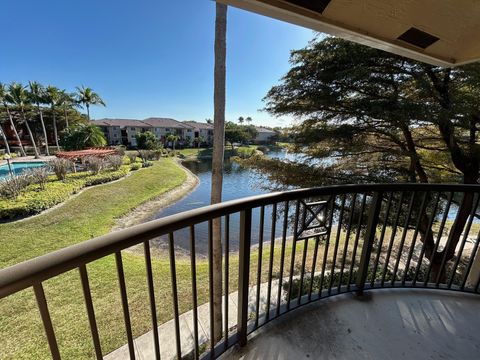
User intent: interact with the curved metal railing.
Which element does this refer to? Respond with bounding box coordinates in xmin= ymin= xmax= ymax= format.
xmin=1 ymin=183 xmax=480 ymax=359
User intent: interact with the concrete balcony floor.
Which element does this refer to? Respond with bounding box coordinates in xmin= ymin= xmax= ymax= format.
xmin=222 ymin=289 xmax=480 ymax=360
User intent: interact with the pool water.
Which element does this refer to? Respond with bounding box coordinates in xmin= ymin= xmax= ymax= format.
xmin=0 ymin=162 xmax=47 ymax=179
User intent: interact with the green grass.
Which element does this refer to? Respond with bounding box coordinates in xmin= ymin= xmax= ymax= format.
xmin=0 ymin=159 xmax=189 ymax=359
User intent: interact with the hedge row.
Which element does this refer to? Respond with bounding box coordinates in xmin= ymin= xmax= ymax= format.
xmin=0 ymin=165 xmax=134 ymax=219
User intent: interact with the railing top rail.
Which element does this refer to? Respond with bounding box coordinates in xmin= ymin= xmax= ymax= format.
xmin=1 ymin=183 xmax=479 ymax=298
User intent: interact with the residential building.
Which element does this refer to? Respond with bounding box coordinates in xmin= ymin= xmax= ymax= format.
xmin=142 ymin=118 xmax=194 ymax=143
xmin=93 ymin=119 xmax=151 ymax=147
xmin=254 ymin=126 xmax=277 ymax=144
xmin=91 ymin=118 xmax=213 ymax=147
xmin=183 ymin=121 xmax=214 ymax=145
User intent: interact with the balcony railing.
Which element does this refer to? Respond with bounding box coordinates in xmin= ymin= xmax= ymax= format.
xmin=1 ymin=183 xmax=480 ymax=359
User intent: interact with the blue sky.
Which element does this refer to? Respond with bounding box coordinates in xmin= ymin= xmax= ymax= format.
xmin=0 ymin=0 xmax=313 ymax=127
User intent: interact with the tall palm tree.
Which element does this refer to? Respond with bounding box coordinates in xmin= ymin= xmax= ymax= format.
xmin=0 ymin=83 xmax=26 ymax=156
xmin=9 ymin=83 xmax=40 ymax=158
xmin=0 ymin=120 xmax=10 ymax=155
xmin=45 ymin=86 xmax=62 ymax=151
xmin=245 ymin=116 xmax=252 ymax=125
xmin=211 ymin=1 xmax=228 ymax=344
xmin=59 ymin=90 xmax=76 ymax=128
xmin=76 ymin=86 xmax=105 ymax=120
xmin=238 ymin=116 xmax=244 ymax=124
xmin=28 ymin=81 xmax=49 ymax=155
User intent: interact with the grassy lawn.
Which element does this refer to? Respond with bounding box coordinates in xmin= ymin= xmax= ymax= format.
xmin=0 ymin=158 xmax=188 ymax=359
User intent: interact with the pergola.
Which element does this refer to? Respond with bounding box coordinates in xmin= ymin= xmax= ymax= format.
xmin=55 ymin=148 xmax=118 ymax=161
xmin=220 ymin=0 xmax=480 ymax=67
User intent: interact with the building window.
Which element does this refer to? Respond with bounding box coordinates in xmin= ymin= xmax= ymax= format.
xmin=131 ymin=127 xmax=135 ymax=131
xmin=165 ymin=128 xmax=170 ymax=132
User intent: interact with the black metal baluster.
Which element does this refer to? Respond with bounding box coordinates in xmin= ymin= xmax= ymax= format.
xmin=297 ymin=237 xmax=309 ymax=305
xmin=168 ymin=233 xmax=182 ymax=359
xmin=265 ymin=203 xmax=277 ymax=321
xmin=381 ymin=192 xmax=404 ymax=286
xmin=189 ymin=226 xmax=200 ymax=359
xmin=391 ymin=192 xmax=416 ymax=286
xmin=34 ymin=283 xmax=61 ymax=360
xmin=401 ymin=192 xmax=428 ymax=286
xmin=371 ymin=192 xmax=393 ymax=288
xmin=143 ymin=242 xmax=161 ymax=360
xmin=319 ymin=197 xmax=336 ymax=296
xmin=339 ymin=193 xmax=357 ymax=292
xmin=254 ymin=206 xmax=265 ymax=328
xmin=436 ymin=193 xmax=468 ymax=286
xmin=413 ymin=192 xmax=441 ymax=286
xmin=79 ymin=265 xmax=103 ymax=360
xmin=115 ymin=251 xmax=135 ymax=359
xmin=207 ymin=220 xmax=215 ymax=356
xmin=224 ymin=215 xmax=230 ymax=348
xmin=287 ymin=201 xmax=301 ymax=309
xmin=307 ymin=236 xmax=320 ymax=301
xmin=329 ymin=194 xmax=346 ymax=294
xmin=347 ymin=193 xmax=367 ymax=290
xmin=356 ymin=192 xmax=383 ymax=296
xmin=237 ymin=209 xmax=252 ymax=347
xmin=276 ymin=201 xmax=289 ymax=316
xmin=424 ymin=192 xmax=454 ymax=287
xmin=448 ymin=193 xmax=479 ymax=288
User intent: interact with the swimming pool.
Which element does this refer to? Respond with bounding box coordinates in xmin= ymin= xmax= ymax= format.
xmin=0 ymin=161 xmax=47 ymax=179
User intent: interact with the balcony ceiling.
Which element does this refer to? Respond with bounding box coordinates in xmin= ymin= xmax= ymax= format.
xmin=220 ymin=0 xmax=480 ymax=67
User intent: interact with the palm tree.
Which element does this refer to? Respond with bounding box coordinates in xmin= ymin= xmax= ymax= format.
xmin=166 ymin=133 xmax=179 ymax=151
xmin=59 ymin=90 xmax=77 ymax=128
xmin=76 ymin=86 xmax=105 ymax=120
xmin=9 ymin=82 xmax=40 ymax=158
xmin=238 ymin=116 xmax=244 ymax=124
xmin=0 ymin=120 xmax=10 ymax=155
xmin=45 ymin=86 xmax=62 ymax=151
xmin=0 ymin=83 xmax=25 ymax=156
xmin=29 ymin=81 xmax=49 ymax=155
xmin=245 ymin=116 xmax=252 ymax=125
xmin=211 ymin=1 xmax=228 ymax=343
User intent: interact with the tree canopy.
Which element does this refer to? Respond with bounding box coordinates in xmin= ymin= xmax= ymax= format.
xmin=262 ymin=36 xmax=480 ymax=186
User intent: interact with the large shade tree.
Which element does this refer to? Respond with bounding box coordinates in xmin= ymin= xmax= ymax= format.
xmin=259 ymin=36 xmax=480 ymax=281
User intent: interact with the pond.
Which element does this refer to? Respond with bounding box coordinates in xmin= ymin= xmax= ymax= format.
xmin=0 ymin=161 xmax=46 ymax=179
xmin=152 ymin=150 xmax=300 ymax=253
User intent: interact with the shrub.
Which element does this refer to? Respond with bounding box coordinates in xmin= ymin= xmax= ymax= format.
xmin=127 ymin=153 xmax=138 ymax=164
xmin=0 ymin=166 xmax=131 ymax=219
xmin=152 ymin=149 xmax=163 ymax=160
xmin=138 ymin=149 xmax=155 ymax=162
xmin=0 ymin=174 xmax=31 ymax=198
xmin=115 ymin=145 xmax=126 ymax=156
xmin=130 ymin=163 xmax=141 ymax=171
xmin=25 ymin=167 xmax=49 ymax=190
xmin=142 ymin=161 xmax=153 ymax=168
xmin=105 ymin=155 xmax=123 ymax=171
xmin=48 ymin=158 xmax=72 ymax=181
xmin=85 ymin=156 xmax=104 ymax=175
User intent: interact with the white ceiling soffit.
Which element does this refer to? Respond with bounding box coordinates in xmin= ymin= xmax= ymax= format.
xmin=219 ymin=0 xmax=480 ymax=67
